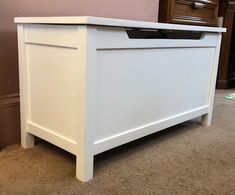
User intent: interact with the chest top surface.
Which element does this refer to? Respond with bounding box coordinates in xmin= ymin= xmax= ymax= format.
xmin=15 ymin=16 xmax=226 ymax=33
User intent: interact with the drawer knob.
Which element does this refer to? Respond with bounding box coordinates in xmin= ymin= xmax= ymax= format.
xmin=193 ymin=2 xmax=205 ymax=9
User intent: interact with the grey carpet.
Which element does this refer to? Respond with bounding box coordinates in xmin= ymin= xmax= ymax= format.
xmin=0 ymin=90 xmax=235 ymax=195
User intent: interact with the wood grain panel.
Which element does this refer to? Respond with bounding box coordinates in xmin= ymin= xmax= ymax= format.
xmin=217 ymin=0 xmax=235 ymax=89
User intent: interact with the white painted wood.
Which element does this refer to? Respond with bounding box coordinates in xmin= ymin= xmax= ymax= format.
xmin=15 ymin=17 xmax=225 ymax=182
xmin=76 ymin=26 xmax=97 ymax=182
xmin=17 ymin=24 xmax=35 ymax=148
xmin=26 ymin=44 xmax=79 ymax=142
xmin=201 ymin=34 xmax=222 ymax=126
xmin=94 ymin=106 xmax=208 ymax=155
xmin=27 ymin=122 xmax=77 ymax=155
xmin=24 ymin=24 xmax=78 ymax=48
xmin=96 ymin=28 xmax=218 ymax=49
xmin=94 ymin=47 xmax=214 ymax=142
xmin=15 ymin=16 xmax=226 ymax=33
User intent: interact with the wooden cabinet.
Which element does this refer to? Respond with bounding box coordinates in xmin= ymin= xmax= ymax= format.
xmin=217 ymin=0 xmax=235 ymax=89
xmin=159 ymin=0 xmax=219 ymax=26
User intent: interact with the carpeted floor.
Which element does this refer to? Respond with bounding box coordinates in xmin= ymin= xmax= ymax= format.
xmin=0 ymin=91 xmax=235 ymax=195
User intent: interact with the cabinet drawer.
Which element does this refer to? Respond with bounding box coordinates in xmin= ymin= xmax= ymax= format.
xmin=159 ymin=0 xmax=219 ymax=26
xmin=172 ymin=0 xmax=218 ymax=26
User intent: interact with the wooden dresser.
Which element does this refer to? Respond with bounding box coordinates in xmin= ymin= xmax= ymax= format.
xmin=217 ymin=0 xmax=235 ymax=89
xmin=159 ymin=0 xmax=219 ymax=26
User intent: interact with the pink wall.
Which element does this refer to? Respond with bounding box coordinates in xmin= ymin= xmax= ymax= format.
xmin=6 ymin=0 xmax=158 ymax=21
xmin=0 ymin=0 xmax=159 ymax=96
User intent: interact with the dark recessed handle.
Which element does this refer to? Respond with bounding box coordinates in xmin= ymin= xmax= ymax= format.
xmin=126 ymin=29 xmax=203 ymax=40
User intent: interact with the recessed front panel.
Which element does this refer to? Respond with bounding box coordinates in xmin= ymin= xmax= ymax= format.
xmin=95 ymin=47 xmax=214 ymax=141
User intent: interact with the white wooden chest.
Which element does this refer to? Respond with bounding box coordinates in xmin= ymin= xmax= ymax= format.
xmin=15 ymin=16 xmax=225 ymax=182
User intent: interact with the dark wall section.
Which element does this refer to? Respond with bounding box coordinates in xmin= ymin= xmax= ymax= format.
xmin=0 ymin=0 xmax=159 ymax=147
